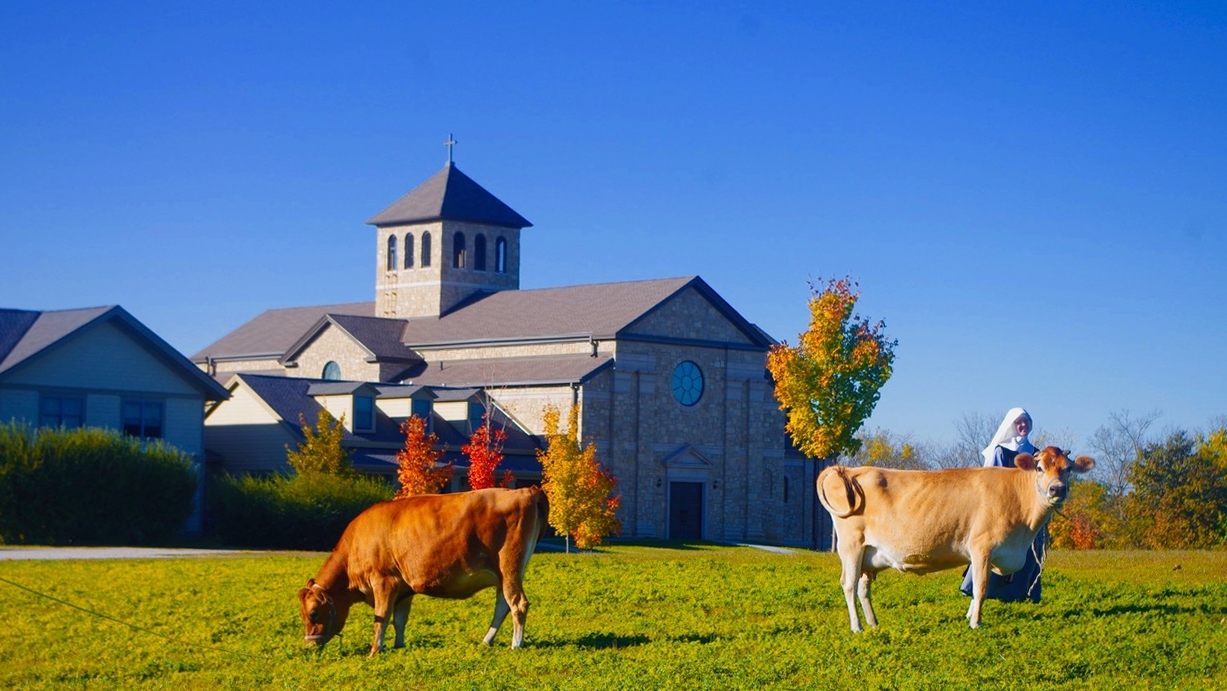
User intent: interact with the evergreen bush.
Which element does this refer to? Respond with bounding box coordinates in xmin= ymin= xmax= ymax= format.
xmin=207 ymin=471 xmax=393 ymax=550
xmin=0 ymin=422 xmax=197 ymax=545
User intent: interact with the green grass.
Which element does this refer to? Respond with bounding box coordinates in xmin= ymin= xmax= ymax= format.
xmin=2 ymin=544 xmax=1224 ymax=689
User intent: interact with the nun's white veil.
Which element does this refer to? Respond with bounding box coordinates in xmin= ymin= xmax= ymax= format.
xmin=981 ymin=407 xmax=1036 ymax=466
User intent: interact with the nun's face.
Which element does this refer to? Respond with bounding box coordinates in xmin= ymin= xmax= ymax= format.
xmin=1014 ymin=416 xmax=1031 ymax=437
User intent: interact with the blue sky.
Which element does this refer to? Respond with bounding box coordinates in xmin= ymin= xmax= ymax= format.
xmin=3 ymin=1 xmax=1224 ymax=450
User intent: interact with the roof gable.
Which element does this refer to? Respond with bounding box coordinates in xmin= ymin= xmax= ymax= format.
xmin=0 ymin=306 xmax=228 ymax=400
xmin=192 ymin=302 xmax=374 ymax=363
xmin=283 ymin=314 xmax=421 ymax=366
xmin=366 ymin=164 xmax=532 ymax=229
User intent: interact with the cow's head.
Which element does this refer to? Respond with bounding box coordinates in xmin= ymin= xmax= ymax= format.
xmin=298 ymin=579 xmax=339 ymax=648
xmin=1015 ymin=446 xmax=1095 ymax=506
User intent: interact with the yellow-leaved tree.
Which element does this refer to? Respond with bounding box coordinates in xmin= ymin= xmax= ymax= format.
xmin=538 ymin=404 xmax=621 ymax=552
xmin=767 ymin=277 xmax=897 ymax=462
xmin=286 ymin=410 xmax=358 ymax=478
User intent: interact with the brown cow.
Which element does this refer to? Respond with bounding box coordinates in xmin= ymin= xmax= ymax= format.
xmin=298 ymin=487 xmax=548 ymax=656
xmin=817 ymin=446 xmax=1093 ymax=631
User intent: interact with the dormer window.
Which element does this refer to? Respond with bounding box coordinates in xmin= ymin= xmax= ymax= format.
xmin=386 ymin=235 xmax=397 ymax=271
xmin=412 ymin=398 xmax=433 ymax=433
xmin=354 ymin=395 xmax=375 ymax=432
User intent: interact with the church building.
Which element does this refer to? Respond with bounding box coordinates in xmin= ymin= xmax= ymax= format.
xmin=194 ymin=153 xmax=818 ymax=546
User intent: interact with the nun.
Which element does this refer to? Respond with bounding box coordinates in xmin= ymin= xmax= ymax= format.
xmin=959 ymin=407 xmax=1045 ymax=603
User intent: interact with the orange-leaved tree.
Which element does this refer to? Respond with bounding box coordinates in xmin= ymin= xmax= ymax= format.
xmin=463 ymin=411 xmax=509 ymax=490
xmin=394 ymin=415 xmax=452 ymax=498
xmin=766 ymin=277 xmax=897 ymax=462
xmin=538 ymin=404 xmax=621 ymax=552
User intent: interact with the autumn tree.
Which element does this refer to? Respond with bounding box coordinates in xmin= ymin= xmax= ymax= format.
xmin=286 ymin=410 xmax=357 ymax=478
xmin=537 ymin=404 xmax=621 ymax=551
xmin=394 ymin=415 xmax=453 ymax=498
xmin=1126 ymin=429 xmax=1227 ymax=549
xmin=847 ymin=428 xmax=925 ymax=469
xmin=767 ymin=277 xmax=897 ymax=461
xmin=463 ymin=411 xmax=509 ymax=490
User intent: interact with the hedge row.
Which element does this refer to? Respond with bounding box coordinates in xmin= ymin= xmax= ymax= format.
xmin=0 ymin=423 xmax=197 ymax=545
xmin=207 ymin=471 xmax=394 ymax=551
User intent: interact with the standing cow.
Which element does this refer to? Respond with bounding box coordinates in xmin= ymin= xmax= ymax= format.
xmin=817 ymin=446 xmax=1094 ymax=630
xmin=298 ymin=487 xmax=548 ymax=656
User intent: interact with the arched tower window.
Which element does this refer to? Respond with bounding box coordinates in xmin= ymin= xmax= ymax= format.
xmin=474 ymin=234 xmax=487 ymax=271
xmin=386 ymin=235 xmax=397 ymax=271
xmin=322 ymin=361 xmax=341 ymax=380
xmin=452 ymin=232 xmax=466 ymax=269
xmin=404 ymin=233 xmax=414 ymax=268
xmin=495 ymin=237 xmax=507 ymax=273
xmin=421 ymin=232 xmax=432 ymax=267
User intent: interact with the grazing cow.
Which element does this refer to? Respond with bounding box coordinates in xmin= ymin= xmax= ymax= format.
xmin=817 ymin=446 xmax=1093 ymax=631
xmin=298 ymin=487 xmax=548 ymax=656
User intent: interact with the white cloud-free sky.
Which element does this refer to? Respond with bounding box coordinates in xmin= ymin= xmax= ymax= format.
xmin=2 ymin=1 xmax=1223 ymax=449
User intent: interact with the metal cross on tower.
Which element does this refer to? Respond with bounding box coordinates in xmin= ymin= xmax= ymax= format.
xmin=444 ymin=134 xmax=457 ymax=164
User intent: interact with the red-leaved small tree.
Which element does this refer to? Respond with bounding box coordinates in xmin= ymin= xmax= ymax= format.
xmin=463 ymin=412 xmax=509 ymax=490
xmin=394 ymin=416 xmax=452 ymax=498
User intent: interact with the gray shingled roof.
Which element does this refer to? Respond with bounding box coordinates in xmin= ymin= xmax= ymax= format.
xmin=0 ymin=305 xmax=228 ymax=400
xmin=366 ymin=164 xmax=532 ymax=229
xmin=192 ymin=302 xmax=374 ymax=362
xmin=402 ymin=354 xmax=613 ymax=388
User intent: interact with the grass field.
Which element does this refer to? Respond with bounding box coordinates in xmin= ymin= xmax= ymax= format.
xmin=1 ymin=543 xmax=1224 ymax=690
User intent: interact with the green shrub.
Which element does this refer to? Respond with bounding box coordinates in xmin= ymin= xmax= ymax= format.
xmin=0 ymin=422 xmax=197 ymax=545
xmin=207 ymin=470 xmax=393 ymax=550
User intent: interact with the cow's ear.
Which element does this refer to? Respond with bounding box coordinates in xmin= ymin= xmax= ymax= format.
xmin=1015 ymin=453 xmax=1037 ymax=471
xmin=1073 ymin=455 xmax=1095 ymax=473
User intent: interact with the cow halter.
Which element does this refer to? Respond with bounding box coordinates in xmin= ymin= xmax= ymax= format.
xmin=304 ymin=583 xmax=337 ymax=644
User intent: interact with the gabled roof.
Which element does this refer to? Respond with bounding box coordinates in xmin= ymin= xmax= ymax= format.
xmin=402 ymin=276 xmax=773 ymax=349
xmin=366 ymin=163 xmax=532 ymax=229
xmin=0 ymin=306 xmax=229 ymax=400
xmin=282 ymin=313 xmax=421 ymax=366
xmin=402 ymin=354 xmax=614 ymax=388
xmin=192 ymin=302 xmax=374 ymax=363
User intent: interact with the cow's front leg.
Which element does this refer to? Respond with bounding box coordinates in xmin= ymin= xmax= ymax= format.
xmin=483 ymin=588 xmax=511 ymax=646
xmin=368 ymin=582 xmax=396 ymax=656
xmin=392 ymin=594 xmax=414 ymax=649
xmin=966 ymin=555 xmax=989 ymax=629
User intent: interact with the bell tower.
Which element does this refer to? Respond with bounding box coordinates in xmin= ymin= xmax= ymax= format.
xmin=367 ymin=139 xmax=531 ymax=319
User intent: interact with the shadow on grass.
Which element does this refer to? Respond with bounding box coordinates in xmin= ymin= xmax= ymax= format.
xmin=534 ymin=632 xmax=652 ymax=650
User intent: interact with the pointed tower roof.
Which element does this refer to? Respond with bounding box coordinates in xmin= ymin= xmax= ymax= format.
xmin=366 ymin=163 xmax=532 ymax=229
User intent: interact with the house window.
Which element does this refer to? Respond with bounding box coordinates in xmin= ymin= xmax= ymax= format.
xmin=467 ymin=400 xmax=485 ymax=433
xmin=474 ymin=234 xmax=487 ymax=271
xmin=421 ymin=232 xmax=432 ymax=267
xmin=354 ymin=395 xmax=375 ymax=432
xmin=322 ymin=362 xmax=341 ymax=380
xmin=452 ymin=232 xmax=466 ymax=269
xmin=404 ymin=233 xmax=414 ymax=268
xmin=40 ymin=396 xmax=84 ymax=428
xmin=122 ymin=400 xmax=164 ymax=440
xmin=412 ymin=398 xmax=433 ymax=432
xmin=386 ymin=235 xmax=397 ymax=271
xmin=495 ymin=237 xmax=507 ymax=273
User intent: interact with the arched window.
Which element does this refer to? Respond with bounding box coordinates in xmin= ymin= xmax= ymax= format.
xmin=386 ymin=235 xmax=397 ymax=271
xmin=474 ymin=234 xmax=487 ymax=271
xmin=404 ymin=233 xmax=414 ymax=268
xmin=322 ymin=361 xmax=341 ymax=380
xmin=452 ymin=232 xmax=466 ymax=269
xmin=495 ymin=237 xmax=507 ymax=273
xmin=421 ymin=232 xmax=432 ymax=267
xmin=783 ymin=477 xmax=789 ymax=503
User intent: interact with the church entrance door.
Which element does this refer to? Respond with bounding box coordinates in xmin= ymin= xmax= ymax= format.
xmin=668 ymin=481 xmax=704 ymax=541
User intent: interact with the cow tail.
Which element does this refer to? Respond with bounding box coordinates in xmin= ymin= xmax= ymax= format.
xmin=533 ymin=488 xmax=550 ymax=545
xmin=816 ymin=465 xmax=860 ymax=518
